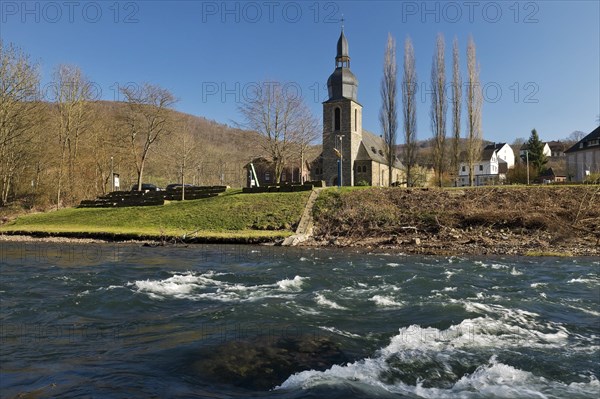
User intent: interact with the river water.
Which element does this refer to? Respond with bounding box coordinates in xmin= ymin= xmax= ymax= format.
xmin=0 ymin=242 xmax=598 ymax=398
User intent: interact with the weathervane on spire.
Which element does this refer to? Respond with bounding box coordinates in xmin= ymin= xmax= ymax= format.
xmin=340 ymin=14 xmax=345 ymax=31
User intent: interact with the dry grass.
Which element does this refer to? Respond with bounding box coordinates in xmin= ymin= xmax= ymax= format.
xmin=313 ymin=186 xmax=600 ymax=253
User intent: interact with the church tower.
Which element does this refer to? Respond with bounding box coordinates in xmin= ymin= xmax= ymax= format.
xmin=322 ymin=28 xmax=363 ymax=186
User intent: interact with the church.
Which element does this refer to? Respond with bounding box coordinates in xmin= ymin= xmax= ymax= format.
xmin=309 ymin=29 xmax=404 ymax=186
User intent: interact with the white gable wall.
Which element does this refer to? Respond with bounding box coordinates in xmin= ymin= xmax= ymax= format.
xmin=495 ymin=144 xmax=515 ymax=169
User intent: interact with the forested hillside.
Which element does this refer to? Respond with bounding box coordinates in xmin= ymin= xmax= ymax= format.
xmin=1 ymin=41 xmax=268 ymax=213
xmin=2 ymin=99 xmax=264 ymax=211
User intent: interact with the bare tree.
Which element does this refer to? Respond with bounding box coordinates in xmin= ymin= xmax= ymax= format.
xmin=465 ymin=36 xmax=483 ymax=186
xmin=238 ymin=81 xmax=315 ymax=184
xmin=121 ymin=83 xmax=177 ymax=191
xmin=172 ymin=119 xmax=199 ymax=199
xmin=430 ymin=33 xmax=447 ymax=187
xmin=379 ymin=33 xmax=398 ymax=187
xmin=451 ymin=37 xmax=462 ymax=184
xmin=568 ymin=130 xmax=586 ymax=143
xmin=0 ymin=41 xmax=41 ymax=206
xmin=402 ymin=37 xmax=418 ymax=187
xmin=53 ymin=64 xmax=94 ymax=207
xmin=294 ymin=112 xmax=319 ymax=184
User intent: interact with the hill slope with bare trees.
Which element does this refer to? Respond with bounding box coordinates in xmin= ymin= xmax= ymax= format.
xmin=2 ymin=99 xmax=263 ymax=213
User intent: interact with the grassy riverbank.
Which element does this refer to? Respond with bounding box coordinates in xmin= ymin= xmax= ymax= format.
xmin=0 ymin=189 xmax=311 ymax=243
xmin=2 ymin=185 xmax=599 ymax=255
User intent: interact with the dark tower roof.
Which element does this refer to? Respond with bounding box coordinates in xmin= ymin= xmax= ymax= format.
xmin=326 ymin=29 xmax=358 ymax=102
xmin=337 ymin=30 xmax=349 ymax=60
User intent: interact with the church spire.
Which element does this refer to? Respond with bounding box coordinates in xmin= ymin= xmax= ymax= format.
xmin=326 ymin=26 xmax=358 ymax=102
xmin=336 ymin=22 xmax=350 ymax=68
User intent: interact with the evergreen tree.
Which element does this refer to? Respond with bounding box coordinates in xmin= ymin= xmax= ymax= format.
xmin=526 ymin=128 xmax=548 ymax=173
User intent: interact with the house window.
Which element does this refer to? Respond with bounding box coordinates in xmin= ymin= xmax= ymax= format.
xmin=334 ymin=107 xmax=341 ymax=131
xmin=461 ymin=166 xmax=466 ymax=172
xmin=479 ymin=165 xmax=483 ymax=172
xmin=264 ymin=172 xmax=271 ymax=181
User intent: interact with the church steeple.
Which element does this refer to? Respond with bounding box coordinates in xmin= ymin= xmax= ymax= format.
xmin=336 ymin=29 xmax=350 ymax=68
xmin=327 ymin=27 xmax=358 ymax=102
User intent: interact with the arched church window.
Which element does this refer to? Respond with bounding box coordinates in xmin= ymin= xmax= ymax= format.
xmin=334 ymin=107 xmax=341 ymax=131
xmin=354 ymin=109 xmax=357 ymax=131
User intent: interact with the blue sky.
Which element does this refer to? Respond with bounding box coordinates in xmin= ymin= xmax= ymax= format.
xmin=2 ymin=0 xmax=599 ymax=143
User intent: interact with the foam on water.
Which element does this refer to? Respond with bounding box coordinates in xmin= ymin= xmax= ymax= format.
xmin=568 ymin=277 xmax=598 ymax=284
xmin=277 ymin=275 xmax=308 ymax=291
xmin=130 ymin=271 xmax=307 ymax=302
xmin=510 ymin=266 xmax=523 ymax=276
xmin=369 ymin=295 xmax=404 ymax=308
xmin=318 ymin=326 xmax=361 ymax=338
xmin=530 ymin=282 xmax=547 ymax=288
xmin=568 ymin=304 xmax=600 ymax=317
xmin=314 ymin=293 xmax=348 ymax=310
xmin=278 ymin=319 xmax=598 ymax=398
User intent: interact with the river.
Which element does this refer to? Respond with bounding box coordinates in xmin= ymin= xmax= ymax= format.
xmin=0 ymin=242 xmax=598 ymax=398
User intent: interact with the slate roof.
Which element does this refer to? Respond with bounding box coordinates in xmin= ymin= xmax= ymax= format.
xmin=481 ymin=148 xmax=496 ymax=161
xmin=337 ymin=30 xmax=349 ymax=59
xmin=540 ymin=167 xmax=567 ymax=177
xmin=547 ymin=140 xmax=568 ymax=153
xmin=565 ymin=126 xmax=600 ymax=153
xmin=459 ymin=147 xmax=497 ymax=162
xmin=484 ymin=142 xmax=507 ymax=151
xmin=356 ymin=130 xmax=403 ymax=168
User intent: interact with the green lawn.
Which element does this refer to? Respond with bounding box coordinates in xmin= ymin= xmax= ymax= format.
xmin=0 ymin=189 xmax=311 ymax=241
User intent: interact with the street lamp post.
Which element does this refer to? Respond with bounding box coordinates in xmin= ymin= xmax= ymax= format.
xmin=110 ymin=156 xmax=114 ymax=192
xmin=526 ymin=150 xmax=529 ymax=185
xmin=337 ymin=135 xmax=343 ymax=187
xmin=340 ymin=136 xmax=343 ymax=187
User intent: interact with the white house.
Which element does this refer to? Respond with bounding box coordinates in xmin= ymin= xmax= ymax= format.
xmin=565 ymin=126 xmax=600 ymax=181
xmin=458 ymin=147 xmax=506 ymax=186
xmin=485 ymin=142 xmax=515 ymax=169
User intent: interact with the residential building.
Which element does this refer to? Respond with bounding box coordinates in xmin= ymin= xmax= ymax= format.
xmin=457 ymin=148 xmax=506 ymax=186
xmin=547 ymin=140 xmax=568 ymax=158
xmin=539 ymin=167 xmax=567 ymax=184
xmin=484 ymin=142 xmax=515 ymax=169
xmin=565 ymin=126 xmax=600 ymax=181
